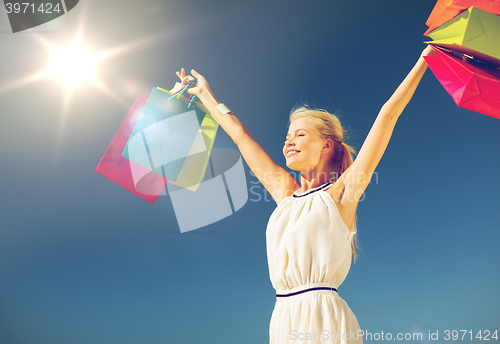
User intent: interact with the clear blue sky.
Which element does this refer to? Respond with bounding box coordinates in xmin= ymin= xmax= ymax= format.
xmin=0 ymin=0 xmax=499 ymax=343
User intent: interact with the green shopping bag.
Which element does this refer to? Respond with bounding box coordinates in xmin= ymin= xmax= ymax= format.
xmin=427 ymin=6 xmax=500 ymax=66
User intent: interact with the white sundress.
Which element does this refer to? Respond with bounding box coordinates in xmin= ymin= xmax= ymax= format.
xmin=266 ymin=182 xmax=362 ymax=344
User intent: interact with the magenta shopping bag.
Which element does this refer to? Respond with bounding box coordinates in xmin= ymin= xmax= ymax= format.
xmin=424 ymin=46 xmax=500 ymax=120
xmin=95 ymin=95 xmax=168 ymax=204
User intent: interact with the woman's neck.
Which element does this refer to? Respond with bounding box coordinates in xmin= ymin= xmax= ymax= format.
xmin=299 ymin=172 xmax=335 ymax=193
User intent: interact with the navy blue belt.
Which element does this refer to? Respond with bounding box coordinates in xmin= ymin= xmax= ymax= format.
xmin=276 ymin=287 xmax=338 ymax=298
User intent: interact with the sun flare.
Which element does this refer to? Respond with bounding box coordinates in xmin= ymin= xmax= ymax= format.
xmin=47 ymin=41 xmax=102 ymax=90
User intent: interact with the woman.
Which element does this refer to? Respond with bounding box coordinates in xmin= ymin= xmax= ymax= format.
xmin=176 ymin=44 xmax=435 ymax=344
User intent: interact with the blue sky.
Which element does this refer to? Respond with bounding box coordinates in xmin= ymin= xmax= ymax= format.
xmin=0 ymin=0 xmax=499 ymax=343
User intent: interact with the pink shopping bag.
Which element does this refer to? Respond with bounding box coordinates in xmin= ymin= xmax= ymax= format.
xmin=424 ymin=45 xmax=500 ymax=120
xmin=95 ymin=95 xmax=168 ymax=204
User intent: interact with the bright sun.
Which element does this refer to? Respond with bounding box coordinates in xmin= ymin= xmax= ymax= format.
xmin=48 ymin=41 xmax=102 ymax=90
xmin=1 ymin=32 xmax=163 ymax=103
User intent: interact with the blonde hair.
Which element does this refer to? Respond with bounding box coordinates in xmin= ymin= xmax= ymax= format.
xmin=289 ymin=106 xmax=360 ymax=261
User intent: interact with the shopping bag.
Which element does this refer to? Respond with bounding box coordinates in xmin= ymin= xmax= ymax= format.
xmin=167 ymin=148 xmax=248 ymax=233
xmin=157 ymin=86 xmax=219 ymax=192
xmin=426 ymin=7 xmax=500 ymax=66
xmin=424 ymin=45 xmax=500 ymax=120
xmin=425 ymin=0 xmax=500 ymax=36
xmin=95 ymin=95 xmax=168 ymax=204
xmin=122 ymin=85 xmax=219 ymax=191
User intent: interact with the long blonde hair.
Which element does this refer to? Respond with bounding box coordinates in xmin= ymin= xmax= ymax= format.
xmin=289 ymin=106 xmax=360 ymax=261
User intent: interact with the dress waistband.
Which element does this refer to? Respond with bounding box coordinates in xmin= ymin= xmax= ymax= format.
xmin=275 ymin=283 xmax=338 ymax=298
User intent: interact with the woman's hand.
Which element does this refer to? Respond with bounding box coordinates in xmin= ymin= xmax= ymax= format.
xmin=421 ymin=44 xmax=437 ymax=58
xmin=175 ymin=68 xmax=210 ymax=97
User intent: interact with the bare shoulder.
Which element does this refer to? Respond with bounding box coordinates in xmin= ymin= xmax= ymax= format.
xmin=273 ymin=174 xmax=301 ymax=205
xmin=326 ymin=165 xmax=353 ymax=202
xmin=325 ymin=169 xmax=359 ymax=231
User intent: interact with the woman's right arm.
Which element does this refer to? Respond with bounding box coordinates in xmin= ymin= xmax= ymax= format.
xmin=177 ymin=69 xmax=300 ymax=203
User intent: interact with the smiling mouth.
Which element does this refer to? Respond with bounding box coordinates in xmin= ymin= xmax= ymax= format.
xmin=286 ymin=150 xmax=301 ymax=157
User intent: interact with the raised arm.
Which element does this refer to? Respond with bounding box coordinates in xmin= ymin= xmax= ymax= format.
xmin=336 ymin=46 xmax=435 ymax=210
xmin=176 ymin=69 xmax=299 ymax=203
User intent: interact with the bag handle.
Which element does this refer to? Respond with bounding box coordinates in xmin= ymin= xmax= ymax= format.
xmin=168 ymin=78 xmax=198 ymax=108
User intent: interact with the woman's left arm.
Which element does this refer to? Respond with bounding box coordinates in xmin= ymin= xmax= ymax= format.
xmin=338 ymin=45 xmax=435 ymax=206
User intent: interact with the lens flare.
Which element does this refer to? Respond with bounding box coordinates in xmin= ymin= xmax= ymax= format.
xmin=47 ymin=41 xmax=101 ymax=90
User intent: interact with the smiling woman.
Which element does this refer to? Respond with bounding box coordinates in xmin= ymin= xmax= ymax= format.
xmin=284 ymin=107 xmax=356 ymax=184
xmin=175 ymin=45 xmax=433 ymax=344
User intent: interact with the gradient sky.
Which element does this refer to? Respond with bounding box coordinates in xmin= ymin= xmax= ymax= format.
xmin=0 ymin=1 xmax=499 ymax=343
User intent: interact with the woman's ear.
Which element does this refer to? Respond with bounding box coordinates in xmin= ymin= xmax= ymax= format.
xmin=323 ymin=138 xmax=334 ymax=151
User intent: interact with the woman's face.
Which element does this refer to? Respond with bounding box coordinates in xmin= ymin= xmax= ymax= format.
xmin=283 ymin=118 xmax=327 ymax=171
